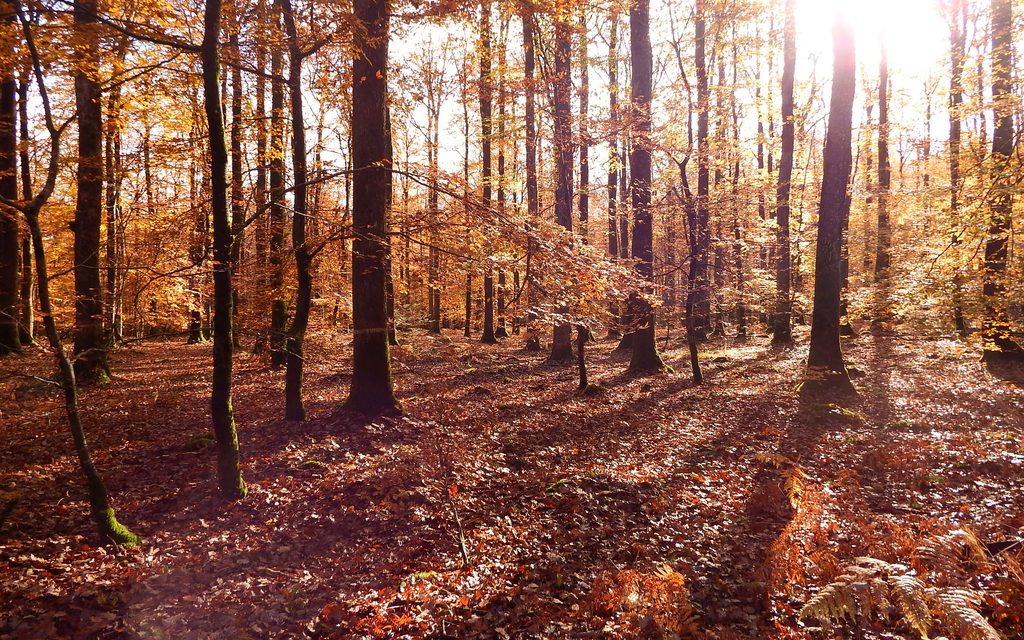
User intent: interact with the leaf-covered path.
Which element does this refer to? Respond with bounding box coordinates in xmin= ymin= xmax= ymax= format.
xmin=1 ymin=330 xmax=1022 ymax=638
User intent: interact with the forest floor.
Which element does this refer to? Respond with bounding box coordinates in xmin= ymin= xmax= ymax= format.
xmin=1 ymin=326 xmax=1023 ymax=639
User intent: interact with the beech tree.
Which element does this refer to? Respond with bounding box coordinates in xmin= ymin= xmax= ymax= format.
xmin=345 ymin=0 xmax=398 ymax=414
xmin=772 ymin=0 xmax=795 ymax=344
xmin=981 ymin=0 xmax=1022 ymax=361
xmin=806 ymin=17 xmax=855 ymax=390
xmin=72 ymin=0 xmax=109 ymax=381
xmin=202 ymin=0 xmax=247 ymax=498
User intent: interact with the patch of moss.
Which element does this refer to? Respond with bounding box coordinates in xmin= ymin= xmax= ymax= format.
xmin=96 ymin=508 xmax=140 ymax=547
xmin=184 ymin=433 xmax=215 ymax=451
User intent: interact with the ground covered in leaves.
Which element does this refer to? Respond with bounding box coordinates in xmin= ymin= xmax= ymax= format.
xmin=1 ymin=326 xmax=1023 ymax=639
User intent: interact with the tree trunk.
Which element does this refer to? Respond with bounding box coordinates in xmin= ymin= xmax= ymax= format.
xmin=577 ymin=5 xmax=589 ymax=243
xmin=605 ymin=11 xmax=620 ymax=338
xmin=521 ymin=2 xmax=540 ymax=351
xmin=982 ymin=0 xmax=1023 ymax=360
xmin=268 ymin=16 xmax=287 ymax=368
xmin=201 ymin=0 xmax=247 ymax=498
xmin=693 ymin=0 xmax=711 ymax=340
xmin=549 ymin=7 xmax=573 ymax=361
xmin=479 ymin=0 xmax=496 ymax=345
xmin=72 ymin=0 xmax=108 ymax=380
xmin=627 ymin=0 xmax=664 ymax=373
xmin=948 ymin=0 xmax=968 ymax=336
xmin=874 ymin=45 xmax=891 ymax=276
xmin=17 ymin=71 xmax=32 ymax=345
xmin=229 ymin=30 xmax=244 ymax=349
xmin=0 ymin=53 xmax=17 ymax=355
xmin=806 ymin=18 xmax=855 ymax=389
xmin=772 ymin=0 xmax=795 ymax=344
xmin=281 ymin=0 xmax=312 ymax=421
xmin=346 ymin=0 xmax=399 ymax=413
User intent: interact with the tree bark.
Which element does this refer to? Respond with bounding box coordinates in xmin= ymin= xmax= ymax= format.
xmin=627 ymin=0 xmax=664 ymax=373
xmin=521 ymin=1 xmax=540 ymax=351
xmin=806 ymin=18 xmax=855 ymax=389
xmin=268 ymin=13 xmax=287 ymax=367
xmin=17 ymin=70 xmax=32 ymax=345
xmin=693 ymin=0 xmax=711 ymax=340
xmin=874 ymin=45 xmax=891 ymax=276
xmin=202 ymin=0 xmax=247 ymax=498
xmin=773 ymin=0 xmax=795 ymax=344
xmin=479 ymin=0 xmax=497 ymax=345
xmin=72 ymin=0 xmax=108 ymax=380
xmin=982 ymin=0 xmax=1022 ymax=360
xmin=948 ymin=0 xmax=967 ymax=336
xmin=549 ymin=6 xmax=573 ymax=361
xmin=345 ymin=0 xmax=399 ymax=413
xmin=0 ymin=45 xmax=17 ymax=355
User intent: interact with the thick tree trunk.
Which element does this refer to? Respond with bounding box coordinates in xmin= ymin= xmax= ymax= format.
xmin=72 ymin=0 xmax=108 ymax=380
xmin=627 ymin=0 xmax=664 ymax=373
xmin=772 ymin=0 xmax=795 ymax=344
xmin=549 ymin=8 xmax=573 ymax=361
xmin=0 ymin=56 xmax=17 ymax=355
xmin=982 ymin=0 xmax=1023 ymax=360
xmin=806 ymin=18 xmax=855 ymax=389
xmin=201 ymin=0 xmax=247 ymax=498
xmin=346 ymin=0 xmax=399 ymax=413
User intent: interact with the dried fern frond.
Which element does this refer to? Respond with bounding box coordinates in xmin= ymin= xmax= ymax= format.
xmin=929 ymin=588 xmax=1001 ymax=640
xmin=755 ymin=452 xmax=810 ymax=509
xmin=916 ymin=529 xmax=991 ymax=579
xmin=888 ymin=573 xmax=932 ymax=638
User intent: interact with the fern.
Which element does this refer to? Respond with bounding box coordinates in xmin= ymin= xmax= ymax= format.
xmin=755 ymin=452 xmax=810 ymax=509
xmin=801 ymin=537 xmax=1004 ymax=640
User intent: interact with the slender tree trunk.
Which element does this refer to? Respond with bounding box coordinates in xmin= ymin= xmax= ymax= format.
xmin=72 ymin=0 xmax=108 ymax=380
xmin=606 ymin=11 xmax=620 ymax=338
xmin=103 ymin=82 xmax=122 ymax=345
xmin=577 ymin=5 xmax=589 ymax=243
xmin=479 ymin=0 xmax=497 ymax=345
xmin=772 ymin=0 xmax=795 ymax=344
xmin=549 ymin=7 xmax=573 ymax=361
xmin=521 ymin=2 xmax=540 ymax=351
xmin=982 ymin=0 xmax=1022 ymax=360
xmin=269 ymin=16 xmax=287 ymax=367
xmin=201 ymin=0 xmax=247 ymax=498
xmin=806 ymin=18 xmax=856 ymax=389
xmin=627 ymin=0 xmax=664 ymax=373
xmin=346 ymin=0 xmax=399 ymax=413
xmin=948 ymin=0 xmax=968 ymax=336
xmin=693 ymin=0 xmax=711 ymax=340
xmin=281 ymin=0 xmax=312 ymax=421
xmin=874 ymin=45 xmax=891 ymax=276
xmin=229 ymin=31 xmax=244 ymax=349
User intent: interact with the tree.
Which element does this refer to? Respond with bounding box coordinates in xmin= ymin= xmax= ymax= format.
xmin=520 ymin=1 xmax=540 ymax=351
xmin=268 ymin=10 xmax=287 ymax=367
xmin=479 ymin=0 xmax=496 ymax=345
xmin=72 ymin=0 xmax=109 ymax=381
xmin=806 ymin=16 xmax=855 ymax=390
xmin=201 ymin=0 xmax=247 ymax=498
xmin=280 ymin=0 xmax=314 ymax=421
xmin=693 ymin=0 xmax=711 ymax=340
xmin=981 ymin=0 xmax=1023 ymax=361
xmin=946 ymin=0 xmax=968 ymax=336
xmin=0 ymin=17 xmax=17 ymax=356
xmin=626 ymin=0 xmax=665 ymax=373
xmin=772 ymin=0 xmax=795 ymax=344
xmin=2 ymin=2 xmax=138 ymax=543
xmin=345 ymin=0 xmax=399 ymax=414
xmin=549 ymin=3 xmax=574 ymax=361
xmin=874 ymin=44 xmax=891 ymax=276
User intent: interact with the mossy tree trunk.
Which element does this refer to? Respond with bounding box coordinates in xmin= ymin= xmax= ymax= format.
xmin=202 ymin=0 xmax=247 ymax=499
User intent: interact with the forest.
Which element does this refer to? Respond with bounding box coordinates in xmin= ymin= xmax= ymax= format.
xmin=1 ymin=0 xmax=1023 ymax=636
